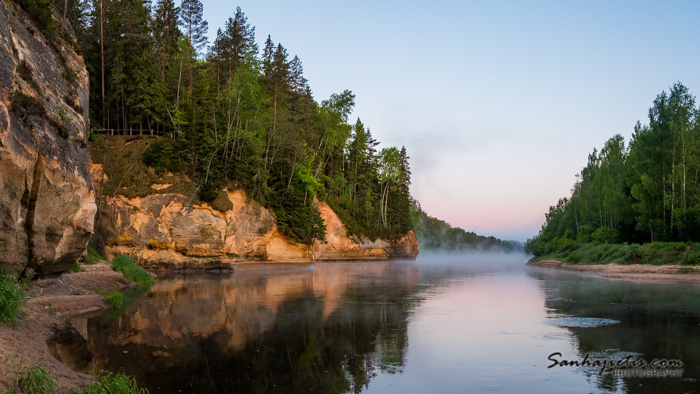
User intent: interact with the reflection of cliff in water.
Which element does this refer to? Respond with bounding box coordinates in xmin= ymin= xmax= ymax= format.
xmin=528 ymin=269 xmax=700 ymax=393
xmin=88 ymin=261 xmax=419 ymax=393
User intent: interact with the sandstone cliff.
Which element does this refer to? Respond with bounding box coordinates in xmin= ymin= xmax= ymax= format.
xmin=0 ymin=0 xmax=95 ymax=274
xmin=96 ymin=187 xmax=418 ymax=268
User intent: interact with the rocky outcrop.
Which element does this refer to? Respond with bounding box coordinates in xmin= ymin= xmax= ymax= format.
xmin=96 ymin=188 xmax=419 ymax=268
xmin=313 ymin=202 xmax=420 ymax=260
xmin=0 ymin=0 xmax=94 ymax=274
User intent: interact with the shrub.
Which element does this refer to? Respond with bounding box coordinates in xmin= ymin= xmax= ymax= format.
xmin=9 ymin=90 xmax=39 ymax=120
xmin=63 ymin=67 xmax=78 ymax=84
xmin=591 ymin=227 xmax=620 ymax=244
xmin=684 ymin=246 xmax=700 ymax=265
xmin=142 ymin=138 xmax=175 ymax=175
xmin=15 ymin=60 xmax=32 ymax=81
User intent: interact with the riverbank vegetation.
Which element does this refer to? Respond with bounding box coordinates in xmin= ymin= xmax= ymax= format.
xmin=0 ymin=270 xmax=30 ymax=326
xmin=1 ymin=355 xmax=147 ymax=394
xmin=531 ymin=242 xmax=700 ymax=265
xmin=0 ymin=254 xmax=150 ymax=392
xmin=111 ymin=255 xmax=155 ymax=287
xmin=527 ymin=83 xmax=700 ymax=264
xmin=67 ymin=0 xmax=413 ymax=244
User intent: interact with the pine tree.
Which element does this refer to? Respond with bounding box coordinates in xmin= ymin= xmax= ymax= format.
xmin=179 ymin=0 xmax=208 ymax=57
xmin=212 ymin=7 xmax=257 ymax=83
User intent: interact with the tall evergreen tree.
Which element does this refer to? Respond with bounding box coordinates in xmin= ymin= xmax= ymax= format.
xmin=179 ymin=0 xmax=208 ymax=57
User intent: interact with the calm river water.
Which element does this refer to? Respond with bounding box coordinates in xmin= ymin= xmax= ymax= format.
xmin=86 ymin=255 xmax=700 ymax=393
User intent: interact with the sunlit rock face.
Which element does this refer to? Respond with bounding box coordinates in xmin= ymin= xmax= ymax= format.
xmin=0 ymin=0 xmax=94 ymax=274
xmin=97 ymin=189 xmax=419 ymax=268
xmin=313 ymin=202 xmax=420 ymax=260
xmin=98 ymin=189 xmax=310 ymax=268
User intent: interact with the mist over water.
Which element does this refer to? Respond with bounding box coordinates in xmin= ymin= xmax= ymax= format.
xmin=415 ymin=251 xmax=531 ymax=277
xmin=83 ymin=253 xmax=700 ymax=393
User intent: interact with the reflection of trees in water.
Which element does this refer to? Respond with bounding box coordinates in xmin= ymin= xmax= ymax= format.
xmin=529 ymin=270 xmax=700 ymax=394
xmin=88 ymin=262 xmax=420 ymax=393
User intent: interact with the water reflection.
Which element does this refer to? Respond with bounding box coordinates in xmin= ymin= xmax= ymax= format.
xmin=86 ymin=256 xmax=700 ymax=393
xmin=88 ymin=262 xmax=420 ymax=393
xmin=529 ymin=269 xmax=700 ymax=393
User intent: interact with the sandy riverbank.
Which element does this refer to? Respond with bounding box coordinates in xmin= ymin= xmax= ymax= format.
xmin=0 ymin=262 xmax=136 ymax=392
xmin=528 ymin=259 xmax=700 ymax=282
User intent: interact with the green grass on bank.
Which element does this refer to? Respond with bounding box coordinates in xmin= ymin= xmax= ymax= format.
xmin=531 ymin=242 xmax=700 ymax=265
xmin=83 ymin=369 xmax=149 ymax=394
xmin=2 ymin=356 xmax=148 ymax=393
xmin=2 ymin=356 xmax=59 ymax=394
xmin=83 ymin=245 xmax=108 ymax=265
xmin=0 ymin=270 xmax=31 ymax=326
xmin=111 ymin=255 xmax=155 ymax=287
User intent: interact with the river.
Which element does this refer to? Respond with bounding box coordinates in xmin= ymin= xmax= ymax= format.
xmin=84 ymin=254 xmax=700 ymax=393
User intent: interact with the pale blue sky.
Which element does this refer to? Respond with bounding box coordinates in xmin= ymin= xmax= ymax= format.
xmin=195 ymin=0 xmax=700 ymax=241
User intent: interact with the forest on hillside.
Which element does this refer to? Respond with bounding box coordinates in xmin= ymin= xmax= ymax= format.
xmin=527 ymin=83 xmax=700 ymax=257
xmin=34 ymin=0 xmax=413 ymax=244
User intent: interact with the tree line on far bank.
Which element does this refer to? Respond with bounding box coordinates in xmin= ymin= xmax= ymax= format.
xmin=527 ymin=83 xmax=700 ymax=257
xmin=410 ymin=202 xmax=522 ymax=252
xmin=51 ymin=0 xmax=413 ymax=244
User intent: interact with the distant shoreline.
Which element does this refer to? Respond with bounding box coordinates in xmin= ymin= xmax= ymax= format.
xmin=527 ymin=259 xmax=700 ymax=282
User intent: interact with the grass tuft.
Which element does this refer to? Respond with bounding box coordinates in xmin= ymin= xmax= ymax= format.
xmin=83 ymin=245 xmax=107 ymax=265
xmin=96 ymin=289 xmax=123 ymax=309
xmin=83 ymin=369 xmax=149 ymax=394
xmin=0 ymin=270 xmax=29 ymax=326
xmin=111 ymin=255 xmax=155 ymax=287
xmin=2 ymin=356 xmax=59 ymax=394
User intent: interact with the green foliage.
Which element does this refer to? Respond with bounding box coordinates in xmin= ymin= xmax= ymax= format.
xmin=97 ymin=289 xmax=123 ymax=309
xmin=18 ymin=0 xmax=57 ymax=39
xmin=83 ymin=245 xmax=107 ymax=265
xmin=58 ymin=106 xmax=72 ymax=125
xmin=84 ymin=4 xmax=413 ymax=243
xmin=9 ymin=91 xmax=40 ymax=120
xmin=0 ymin=270 xmax=29 ymax=326
xmin=71 ymin=261 xmax=84 ymax=273
xmin=2 ymin=358 xmax=147 ymax=394
xmin=82 ymin=370 xmax=148 ymax=394
xmin=531 ymin=242 xmax=700 ymax=265
xmin=684 ymin=247 xmax=700 ymax=265
xmin=528 ymin=83 xmax=700 ymax=259
xmin=142 ymin=138 xmax=176 ymax=175
xmin=591 ymin=227 xmax=619 ymax=244
xmin=63 ymin=67 xmax=78 ymax=84
xmin=2 ymin=356 xmax=59 ymax=394
xmin=111 ymin=255 xmax=155 ymax=287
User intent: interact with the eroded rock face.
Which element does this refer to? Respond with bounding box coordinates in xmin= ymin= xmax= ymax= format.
xmin=98 ymin=190 xmax=311 ymax=268
xmin=313 ymin=202 xmax=420 ymax=260
xmin=97 ymin=189 xmax=419 ymax=268
xmin=0 ymin=0 xmax=94 ymax=273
